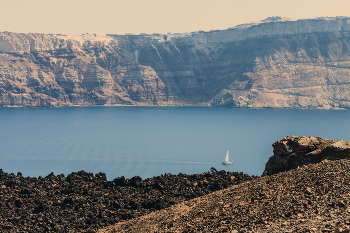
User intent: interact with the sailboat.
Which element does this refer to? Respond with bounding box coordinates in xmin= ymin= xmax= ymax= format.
xmin=222 ymin=150 xmax=233 ymax=165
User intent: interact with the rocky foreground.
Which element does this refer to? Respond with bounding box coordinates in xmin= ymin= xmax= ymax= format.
xmin=101 ymin=157 xmax=350 ymax=233
xmin=2 ymin=136 xmax=350 ymax=232
xmin=0 ymin=169 xmax=254 ymax=232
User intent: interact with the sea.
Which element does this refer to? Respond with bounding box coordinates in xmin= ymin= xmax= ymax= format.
xmin=1 ymin=106 xmax=350 ymax=180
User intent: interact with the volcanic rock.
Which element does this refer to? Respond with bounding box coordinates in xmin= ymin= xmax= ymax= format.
xmin=263 ymin=136 xmax=350 ymax=175
xmin=0 ymin=168 xmax=254 ymax=232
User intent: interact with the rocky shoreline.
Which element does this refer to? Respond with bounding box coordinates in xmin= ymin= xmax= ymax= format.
xmin=0 ymin=168 xmax=254 ymax=232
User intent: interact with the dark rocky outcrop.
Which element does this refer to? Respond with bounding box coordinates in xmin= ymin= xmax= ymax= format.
xmin=263 ymin=136 xmax=350 ymax=175
xmin=2 ymin=16 xmax=350 ymax=108
xmin=0 ymin=169 xmax=254 ymax=232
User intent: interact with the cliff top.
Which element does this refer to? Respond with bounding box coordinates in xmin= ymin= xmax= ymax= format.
xmin=2 ymin=16 xmax=349 ymax=42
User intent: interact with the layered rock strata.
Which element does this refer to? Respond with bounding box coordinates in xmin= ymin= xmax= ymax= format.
xmin=264 ymin=136 xmax=350 ymax=175
xmin=0 ymin=33 xmax=173 ymax=107
xmin=2 ymin=16 xmax=350 ymax=108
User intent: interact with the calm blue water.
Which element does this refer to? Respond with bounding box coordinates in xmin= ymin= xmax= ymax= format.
xmin=0 ymin=107 xmax=349 ymax=180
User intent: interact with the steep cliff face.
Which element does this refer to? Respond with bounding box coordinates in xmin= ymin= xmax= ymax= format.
xmin=1 ymin=17 xmax=350 ymax=108
xmin=0 ymin=33 xmax=173 ymax=106
xmin=210 ymin=25 xmax=350 ymax=109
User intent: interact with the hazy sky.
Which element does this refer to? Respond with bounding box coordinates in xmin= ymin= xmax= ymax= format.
xmin=1 ymin=0 xmax=349 ymax=35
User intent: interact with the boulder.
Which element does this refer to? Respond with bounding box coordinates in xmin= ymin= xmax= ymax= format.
xmin=263 ymin=136 xmax=350 ymax=175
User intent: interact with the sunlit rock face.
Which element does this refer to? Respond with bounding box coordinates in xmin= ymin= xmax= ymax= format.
xmin=263 ymin=136 xmax=350 ymax=175
xmin=1 ymin=16 xmax=350 ymax=108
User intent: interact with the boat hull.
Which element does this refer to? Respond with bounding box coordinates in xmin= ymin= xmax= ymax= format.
xmin=222 ymin=161 xmax=233 ymax=165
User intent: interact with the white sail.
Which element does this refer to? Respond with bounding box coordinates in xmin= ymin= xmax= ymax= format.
xmin=222 ymin=150 xmax=233 ymax=165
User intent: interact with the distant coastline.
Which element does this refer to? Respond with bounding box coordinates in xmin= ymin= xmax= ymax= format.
xmin=1 ymin=17 xmax=350 ymax=109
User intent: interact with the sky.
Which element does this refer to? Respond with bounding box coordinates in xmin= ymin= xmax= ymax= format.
xmin=0 ymin=0 xmax=349 ymax=35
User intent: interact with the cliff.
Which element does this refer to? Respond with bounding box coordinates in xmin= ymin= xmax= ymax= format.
xmin=2 ymin=16 xmax=350 ymax=108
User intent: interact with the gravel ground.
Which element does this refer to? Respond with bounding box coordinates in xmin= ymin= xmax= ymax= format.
xmin=101 ymin=158 xmax=350 ymax=233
